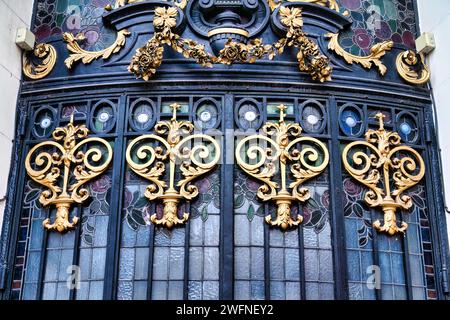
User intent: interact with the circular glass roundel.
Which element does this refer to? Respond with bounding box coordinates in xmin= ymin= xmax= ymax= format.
xmin=33 ymin=106 xmax=56 ymax=138
xmin=237 ymin=101 xmax=261 ymax=130
xmin=40 ymin=116 xmax=52 ymax=129
xmin=136 ymin=112 xmax=150 ymax=124
xmin=397 ymin=112 xmax=419 ymax=144
xmin=300 ymin=101 xmax=325 ymax=134
xmin=98 ymin=111 xmax=111 ymax=123
xmin=130 ymin=99 xmax=155 ymax=132
xmin=244 ymin=111 xmax=257 ymax=122
xmin=339 ymin=105 xmax=364 ymax=137
xmin=400 ymin=122 xmax=412 ymax=135
xmin=200 ymin=111 xmax=212 ymax=122
xmin=92 ymin=102 xmax=115 ymax=133
xmin=345 ymin=115 xmax=357 ymax=128
xmin=194 ymin=100 xmax=219 ymax=130
xmin=306 ymin=114 xmax=319 ymax=125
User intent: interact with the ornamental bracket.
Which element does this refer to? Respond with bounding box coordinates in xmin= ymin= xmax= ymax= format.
xmin=396 ymin=50 xmax=430 ymax=85
xmin=23 ymin=43 xmax=57 ymax=80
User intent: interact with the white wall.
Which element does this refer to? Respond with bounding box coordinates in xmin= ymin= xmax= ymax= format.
xmin=0 ymin=0 xmax=34 ymax=235
xmin=416 ymin=0 xmax=450 ymax=240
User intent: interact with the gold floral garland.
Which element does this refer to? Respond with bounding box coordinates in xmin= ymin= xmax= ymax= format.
xmin=128 ymin=6 xmax=332 ymax=82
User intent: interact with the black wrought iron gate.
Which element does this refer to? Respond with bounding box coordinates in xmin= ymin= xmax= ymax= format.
xmin=0 ymin=0 xmax=449 ymax=301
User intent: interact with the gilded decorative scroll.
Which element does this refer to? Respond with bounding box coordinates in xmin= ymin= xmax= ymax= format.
xmin=129 ymin=6 xmax=332 ymax=82
xmin=235 ymin=104 xmax=329 ymax=230
xmin=325 ymin=33 xmax=393 ymax=76
xmin=63 ymin=29 xmax=130 ymax=69
xmin=342 ymin=113 xmax=425 ymax=236
xmin=23 ymin=43 xmax=57 ymax=80
xmin=126 ymin=103 xmax=221 ymax=229
xmin=25 ymin=116 xmax=113 ymax=232
xmin=396 ymin=50 xmax=430 ymax=85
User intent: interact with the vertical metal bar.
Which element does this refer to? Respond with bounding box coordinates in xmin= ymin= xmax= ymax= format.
xmin=220 ymin=93 xmax=234 ymax=300
xmin=69 ymin=206 xmax=82 ymax=300
xmin=370 ymin=209 xmax=381 ymax=300
xmin=297 ymin=206 xmax=306 ymax=300
xmin=423 ymin=107 xmax=449 ymax=299
xmin=183 ymin=207 xmax=191 ymax=300
xmin=103 ymin=95 xmax=127 ymax=300
xmin=295 ymin=97 xmax=306 ymax=300
xmin=264 ymin=204 xmax=270 ymax=299
xmin=328 ymin=96 xmax=349 ymax=300
xmin=401 ymin=212 xmax=414 ymax=300
xmin=146 ymin=222 xmax=155 ymax=300
xmin=0 ymin=102 xmax=28 ymax=298
xmin=35 ymin=212 xmax=49 ymax=300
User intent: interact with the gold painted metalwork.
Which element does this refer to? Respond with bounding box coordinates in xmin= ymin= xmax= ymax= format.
xmin=267 ymin=0 xmax=349 ymax=16
xmin=113 ymin=0 xmax=188 ymax=10
xmin=342 ymin=113 xmax=425 ymax=236
xmin=235 ymin=104 xmax=329 ymax=230
xmin=325 ymin=33 xmax=393 ymax=76
xmin=63 ymin=29 xmax=130 ymax=69
xmin=126 ymin=103 xmax=221 ymax=229
xmin=129 ymin=6 xmax=332 ymax=82
xmin=25 ymin=116 xmax=113 ymax=232
xmin=396 ymin=50 xmax=430 ymax=85
xmin=23 ymin=43 xmax=57 ymax=80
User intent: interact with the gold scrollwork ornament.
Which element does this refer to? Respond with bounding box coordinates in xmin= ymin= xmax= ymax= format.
xmin=23 ymin=43 xmax=57 ymax=80
xmin=236 ymin=104 xmax=330 ymax=230
xmin=342 ymin=113 xmax=425 ymax=236
xmin=63 ymin=29 xmax=130 ymax=69
xmin=25 ymin=116 xmax=113 ymax=232
xmin=325 ymin=33 xmax=393 ymax=75
xmin=126 ymin=103 xmax=221 ymax=229
xmin=396 ymin=50 xmax=430 ymax=85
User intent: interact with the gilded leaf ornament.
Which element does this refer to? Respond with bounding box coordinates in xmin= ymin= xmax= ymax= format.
xmin=129 ymin=6 xmax=332 ymax=82
xmin=25 ymin=116 xmax=113 ymax=232
xmin=235 ymin=104 xmax=330 ymax=230
xmin=63 ymin=29 xmax=130 ymax=69
xmin=126 ymin=103 xmax=221 ymax=229
xmin=342 ymin=113 xmax=425 ymax=236
xmin=325 ymin=33 xmax=393 ymax=76
xmin=23 ymin=43 xmax=57 ymax=80
xmin=267 ymin=0 xmax=349 ymax=16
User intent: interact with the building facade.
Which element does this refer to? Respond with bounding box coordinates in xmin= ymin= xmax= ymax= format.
xmin=0 ymin=0 xmax=449 ymax=300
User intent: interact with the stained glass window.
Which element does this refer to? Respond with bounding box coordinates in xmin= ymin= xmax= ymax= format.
xmin=33 ymin=0 xmax=418 ymax=53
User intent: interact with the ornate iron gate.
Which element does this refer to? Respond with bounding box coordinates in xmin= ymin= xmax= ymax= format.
xmin=0 ymin=0 xmax=449 ymax=300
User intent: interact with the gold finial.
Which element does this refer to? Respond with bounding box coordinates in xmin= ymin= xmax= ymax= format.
xmin=375 ymin=112 xmax=386 ymax=130
xmin=170 ymin=103 xmax=181 ymax=120
xmin=70 ymin=113 xmax=75 ymax=124
xmin=277 ymin=104 xmax=287 ymax=123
